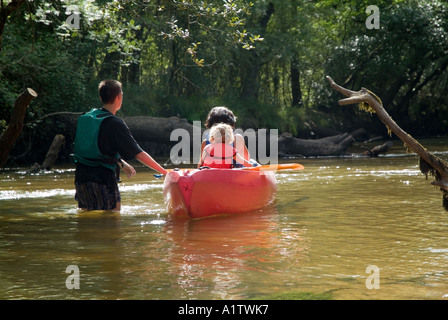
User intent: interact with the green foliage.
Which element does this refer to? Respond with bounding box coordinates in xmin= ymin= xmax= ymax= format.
xmin=323 ymin=0 xmax=448 ymax=135
xmin=1 ymin=0 xmax=448 ymax=149
xmin=0 ymin=23 xmax=89 ymax=120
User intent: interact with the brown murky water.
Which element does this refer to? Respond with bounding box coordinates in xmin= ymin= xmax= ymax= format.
xmin=2 ymin=139 xmax=448 ymax=300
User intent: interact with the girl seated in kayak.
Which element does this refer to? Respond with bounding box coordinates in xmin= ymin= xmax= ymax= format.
xmin=199 ymin=106 xmax=258 ymax=168
xmin=198 ymin=123 xmax=252 ymax=169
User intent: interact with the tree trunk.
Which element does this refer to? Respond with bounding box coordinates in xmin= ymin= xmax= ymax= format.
xmin=41 ymin=134 xmax=66 ymax=170
xmin=98 ymin=51 xmax=121 ymax=80
xmin=326 ymin=75 xmax=448 ymax=211
xmin=0 ymin=88 xmax=38 ymax=167
xmin=121 ymin=28 xmax=143 ymax=84
xmin=290 ymin=57 xmax=303 ymax=107
xmin=239 ymin=2 xmax=275 ymax=100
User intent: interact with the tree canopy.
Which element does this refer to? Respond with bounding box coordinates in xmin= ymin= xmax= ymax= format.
xmin=1 ymin=0 xmax=447 ymax=145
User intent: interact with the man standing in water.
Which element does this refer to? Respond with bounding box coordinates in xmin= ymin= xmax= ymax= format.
xmin=72 ymin=79 xmax=167 ymax=211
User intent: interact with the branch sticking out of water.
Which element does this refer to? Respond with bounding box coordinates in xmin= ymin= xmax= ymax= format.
xmin=326 ymin=76 xmax=448 ymax=211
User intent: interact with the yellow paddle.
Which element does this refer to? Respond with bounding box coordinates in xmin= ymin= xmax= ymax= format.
xmin=239 ymin=163 xmax=305 ymax=171
xmin=157 ymin=163 xmax=304 ymax=176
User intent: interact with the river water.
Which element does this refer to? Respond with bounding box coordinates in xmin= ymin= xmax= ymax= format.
xmin=2 ymin=139 xmax=448 ymax=300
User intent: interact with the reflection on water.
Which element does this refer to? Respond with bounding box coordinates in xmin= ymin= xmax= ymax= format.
xmin=2 ymin=140 xmax=448 ymax=299
xmin=163 ymin=207 xmax=309 ymax=300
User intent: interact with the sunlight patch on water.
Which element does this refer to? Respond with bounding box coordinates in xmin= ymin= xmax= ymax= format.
xmin=425 ymin=247 xmax=448 ymax=254
xmin=119 ymin=183 xmax=163 ymax=193
xmin=0 ymin=183 xmax=162 ymax=201
xmin=120 ymin=204 xmax=166 ymax=216
xmin=141 ymin=219 xmax=166 ymax=225
xmin=0 ymin=188 xmax=74 ymax=200
xmin=351 ymin=168 xmax=421 ymax=177
xmin=276 ymin=172 xmax=312 ymax=183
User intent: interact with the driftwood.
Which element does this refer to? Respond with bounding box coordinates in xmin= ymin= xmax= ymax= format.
xmin=278 ymin=132 xmax=353 ymax=157
xmin=278 ymin=128 xmax=365 ymax=157
xmin=326 ymin=75 xmax=448 ymax=210
xmin=41 ymin=134 xmax=66 ymax=170
xmin=32 ymin=113 xmax=363 ymax=160
xmin=27 ymin=134 xmax=66 ymax=173
xmin=0 ymin=88 xmax=38 ymax=167
xmin=123 ymin=116 xmax=195 ymax=144
xmin=8 ymin=109 xmax=368 ymax=165
xmin=7 ymin=113 xmax=197 ymax=166
xmin=126 ymin=116 xmax=363 ymax=159
xmin=362 ymin=141 xmax=393 ymax=157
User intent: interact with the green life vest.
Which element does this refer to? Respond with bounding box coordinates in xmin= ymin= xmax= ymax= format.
xmin=71 ymin=108 xmax=120 ymax=172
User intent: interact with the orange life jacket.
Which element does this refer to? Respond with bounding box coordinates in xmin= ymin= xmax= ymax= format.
xmin=202 ymin=143 xmax=237 ymax=169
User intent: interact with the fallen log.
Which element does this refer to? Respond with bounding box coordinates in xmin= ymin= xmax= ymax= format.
xmin=278 ymin=129 xmax=365 ymax=157
xmin=362 ymin=141 xmax=393 ymax=157
xmin=278 ymin=132 xmax=354 ymax=157
xmin=7 ymin=113 xmax=197 ymax=166
xmin=122 ymin=115 xmax=195 ymax=144
xmin=0 ymin=88 xmax=38 ymax=167
xmin=8 ymin=110 xmax=366 ymax=165
xmin=326 ymin=75 xmax=448 ymax=211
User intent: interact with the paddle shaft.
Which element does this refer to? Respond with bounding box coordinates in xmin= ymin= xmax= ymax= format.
xmin=154 ymin=163 xmax=304 ymax=178
xmin=165 ymin=163 xmax=304 ymax=173
xmin=239 ymin=163 xmax=304 ymax=172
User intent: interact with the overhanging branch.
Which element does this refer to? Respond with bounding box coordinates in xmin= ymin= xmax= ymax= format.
xmin=327 ymin=75 xmax=448 ymax=211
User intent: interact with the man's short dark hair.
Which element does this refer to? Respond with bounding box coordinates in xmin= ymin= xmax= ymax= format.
xmin=98 ymin=80 xmax=122 ymax=104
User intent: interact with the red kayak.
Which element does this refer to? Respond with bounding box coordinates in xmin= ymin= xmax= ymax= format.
xmin=163 ymin=168 xmax=278 ymax=219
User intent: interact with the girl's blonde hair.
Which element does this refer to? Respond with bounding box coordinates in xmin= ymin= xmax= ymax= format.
xmin=209 ymin=123 xmax=234 ymax=144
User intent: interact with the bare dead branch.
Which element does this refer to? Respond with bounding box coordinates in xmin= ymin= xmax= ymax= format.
xmin=326 ymin=75 xmax=448 ymax=211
